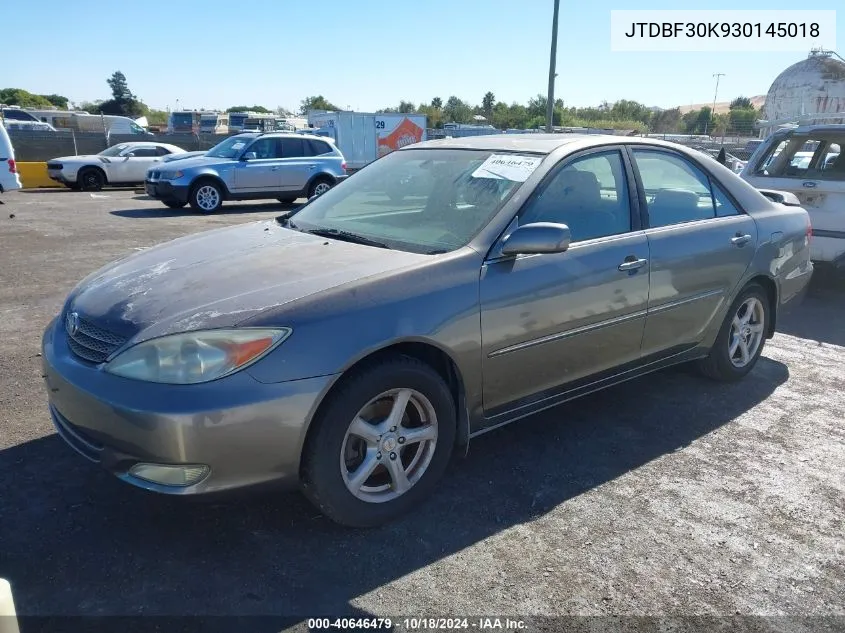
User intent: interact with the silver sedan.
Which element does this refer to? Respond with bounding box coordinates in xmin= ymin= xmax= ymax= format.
xmin=42 ymin=134 xmax=814 ymax=527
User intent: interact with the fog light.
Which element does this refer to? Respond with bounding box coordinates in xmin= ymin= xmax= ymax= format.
xmin=129 ymin=463 xmax=210 ymax=487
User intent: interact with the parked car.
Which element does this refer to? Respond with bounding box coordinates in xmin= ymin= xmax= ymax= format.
xmin=144 ymin=132 xmax=347 ymax=211
xmin=740 ymin=124 xmax=845 ymax=268
xmin=47 ymin=142 xmax=186 ymax=191
xmin=42 ymin=134 xmax=813 ymax=527
xmin=0 ymin=124 xmax=22 ymax=197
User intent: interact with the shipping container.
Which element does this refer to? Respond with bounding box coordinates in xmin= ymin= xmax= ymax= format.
xmin=304 ymin=111 xmax=427 ymax=170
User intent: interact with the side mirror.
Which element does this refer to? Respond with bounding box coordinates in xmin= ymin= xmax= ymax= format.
xmin=242 ymin=151 xmax=257 ymax=161
xmin=500 ymin=222 xmax=571 ymax=256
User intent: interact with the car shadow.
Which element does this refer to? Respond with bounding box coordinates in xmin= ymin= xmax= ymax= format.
xmin=109 ymin=202 xmax=303 ymax=219
xmin=777 ymin=267 xmax=845 ymax=347
xmin=19 ymin=187 xmax=140 ymax=194
xmin=1 ymin=359 xmax=789 ymax=624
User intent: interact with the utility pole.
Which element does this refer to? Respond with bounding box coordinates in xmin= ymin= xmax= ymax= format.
xmin=708 ymin=73 xmax=724 ymax=134
xmin=546 ymin=0 xmax=560 ymax=133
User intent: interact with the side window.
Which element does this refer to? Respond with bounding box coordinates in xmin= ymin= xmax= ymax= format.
xmin=278 ymin=137 xmax=306 ymax=158
xmin=519 ymin=150 xmax=632 ymax=242
xmin=246 ymin=138 xmax=281 ymax=159
xmin=155 ymin=146 xmax=172 ymax=156
xmin=310 ymin=140 xmax=333 ymax=155
xmin=712 ymin=184 xmax=740 ymax=217
xmin=632 ymin=150 xmax=715 ymax=228
xmin=126 ymin=147 xmax=158 ymax=157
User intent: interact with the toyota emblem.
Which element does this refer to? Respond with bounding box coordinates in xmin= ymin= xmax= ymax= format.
xmin=66 ymin=311 xmax=80 ymax=336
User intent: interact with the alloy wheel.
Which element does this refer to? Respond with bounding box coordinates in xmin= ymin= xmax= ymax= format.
xmin=728 ymin=297 xmax=765 ymax=368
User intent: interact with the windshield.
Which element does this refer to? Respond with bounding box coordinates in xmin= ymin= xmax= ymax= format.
xmin=98 ymin=144 xmax=130 ymax=157
xmin=289 ymin=148 xmax=543 ymax=254
xmin=206 ymin=136 xmax=254 ymax=159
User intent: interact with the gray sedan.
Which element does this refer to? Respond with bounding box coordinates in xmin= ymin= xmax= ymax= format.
xmin=41 ymin=134 xmax=814 ymax=527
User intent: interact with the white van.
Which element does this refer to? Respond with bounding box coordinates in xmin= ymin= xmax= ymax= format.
xmin=27 ymin=110 xmax=151 ymax=136
xmin=0 ymin=124 xmax=22 ymax=197
xmin=741 ymin=124 xmax=845 ymax=268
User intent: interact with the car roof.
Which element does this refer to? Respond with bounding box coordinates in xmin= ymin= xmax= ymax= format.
xmin=408 ymin=133 xmax=713 ymax=155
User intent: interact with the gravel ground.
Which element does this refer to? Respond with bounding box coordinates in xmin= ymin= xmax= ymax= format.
xmin=0 ymin=189 xmax=843 ymax=632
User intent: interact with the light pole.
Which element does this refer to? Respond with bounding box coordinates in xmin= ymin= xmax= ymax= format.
xmin=546 ymin=0 xmax=560 ymax=133
xmin=708 ymin=73 xmax=724 ymax=134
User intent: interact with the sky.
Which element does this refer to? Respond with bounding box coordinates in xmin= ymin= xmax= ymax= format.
xmin=3 ymin=0 xmax=842 ymax=113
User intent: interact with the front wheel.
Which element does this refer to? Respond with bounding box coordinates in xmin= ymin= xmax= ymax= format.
xmin=189 ymin=181 xmax=223 ymax=213
xmin=301 ymin=356 xmax=456 ymax=528
xmin=696 ymin=283 xmax=769 ymax=381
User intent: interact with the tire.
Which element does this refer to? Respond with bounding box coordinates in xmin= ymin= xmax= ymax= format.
xmin=307 ymin=177 xmax=333 ymax=199
xmin=696 ymin=283 xmax=769 ymax=382
xmin=78 ymin=168 xmax=105 ymax=192
xmin=277 ymin=196 xmax=298 ymax=205
xmin=163 ymin=200 xmax=186 ymax=209
xmin=301 ymin=355 xmax=457 ymax=528
xmin=189 ymin=180 xmax=223 ymax=213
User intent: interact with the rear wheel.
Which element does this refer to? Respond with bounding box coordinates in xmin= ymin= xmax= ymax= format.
xmin=697 ymin=283 xmax=769 ymax=381
xmin=308 ymin=177 xmax=333 ymax=199
xmin=301 ymin=356 xmax=456 ymax=528
xmin=78 ymin=168 xmax=105 ymax=191
xmin=189 ymin=180 xmax=223 ymax=213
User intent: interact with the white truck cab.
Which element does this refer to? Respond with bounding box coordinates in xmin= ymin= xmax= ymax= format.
xmin=741 ymin=125 xmax=845 ymax=268
xmin=0 ymin=124 xmax=22 ymax=197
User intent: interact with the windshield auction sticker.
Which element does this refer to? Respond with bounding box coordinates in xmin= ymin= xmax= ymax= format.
xmin=472 ymin=155 xmax=543 ymax=182
xmin=610 ymin=10 xmax=835 ymax=51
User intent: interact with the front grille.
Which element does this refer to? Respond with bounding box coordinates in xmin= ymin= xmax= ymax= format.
xmin=47 ymin=162 xmax=63 ymax=170
xmin=65 ymin=312 xmax=127 ymax=363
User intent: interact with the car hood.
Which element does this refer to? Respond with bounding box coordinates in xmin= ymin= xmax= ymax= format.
xmin=66 ymin=220 xmax=427 ymax=344
xmin=156 ymin=155 xmax=226 ymax=170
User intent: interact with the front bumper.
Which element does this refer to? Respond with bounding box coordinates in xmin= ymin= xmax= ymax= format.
xmin=41 ymin=317 xmax=337 ymax=495
xmin=145 ymin=180 xmax=190 ymax=205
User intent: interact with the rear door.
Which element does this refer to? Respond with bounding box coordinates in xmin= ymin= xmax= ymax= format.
xmin=629 ymin=147 xmax=758 ymax=357
xmin=742 ymin=131 xmax=845 ymax=263
xmin=276 ymin=137 xmax=317 ymax=193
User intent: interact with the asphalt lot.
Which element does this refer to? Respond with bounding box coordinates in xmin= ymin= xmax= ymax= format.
xmin=0 ymin=189 xmax=843 ymax=630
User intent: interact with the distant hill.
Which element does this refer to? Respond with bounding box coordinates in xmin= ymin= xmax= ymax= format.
xmin=677 ymin=95 xmax=766 ymax=115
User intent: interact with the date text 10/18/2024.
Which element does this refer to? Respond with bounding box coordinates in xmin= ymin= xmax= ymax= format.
xmin=308 ymin=617 xmax=527 ymax=630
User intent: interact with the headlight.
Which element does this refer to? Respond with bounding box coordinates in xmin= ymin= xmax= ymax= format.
xmin=104 ymin=328 xmax=290 ymax=384
xmin=160 ymin=170 xmax=184 ymax=180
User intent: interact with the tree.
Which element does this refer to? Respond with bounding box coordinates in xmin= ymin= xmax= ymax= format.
xmin=0 ymin=88 xmax=54 ymax=108
xmin=398 ymin=100 xmax=415 ymax=114
xmin=38 ymin=93 xmax=68 ymax=109
xmin=482 ymin=92 xmax=495 ymax=117
xmin=443 ymin=96 xmax=472 ymax=124
xmin=730 ymin=96 xmax=753 ymax=110
xmin=299 ymin=95 xmax=339 ymax=114
xmin=650 ymin=107 xmax=682 ymax=133
xmin=98 ymin=71 xmax=145 ymax=116
xmin=431 ymin=97 xmax=442 ymax=109
xmin=225 ymin=105 xmax=271 ymax=113
xmin=77 ymin=100 xmax=103 ymax=113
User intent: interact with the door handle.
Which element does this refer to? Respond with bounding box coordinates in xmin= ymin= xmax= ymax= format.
xmin=618 ymin=257 xmax=648 ymax=272
xmin=271 ymin=167 xmax=280 ymax=171
xmin=308 ymin=164 xmax=317 ymax=170
xmin=731 ymin=233 xmax=752 ymax=246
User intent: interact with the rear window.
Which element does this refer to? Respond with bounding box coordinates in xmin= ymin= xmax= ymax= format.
xmin=308 ymin=139 xmax=333 ymax=156
xmin=751 ymin=135 xmax=845 ymax=180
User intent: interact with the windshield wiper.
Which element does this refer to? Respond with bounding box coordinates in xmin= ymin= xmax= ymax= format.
xmin=275 ymin=209 xmax=299 ymax=229
xmin=306 ymin=228 xmax=389 ymax=249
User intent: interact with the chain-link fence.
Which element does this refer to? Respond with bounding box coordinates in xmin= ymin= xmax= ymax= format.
xmin=7 ymin=130 xmax=237 ymax=162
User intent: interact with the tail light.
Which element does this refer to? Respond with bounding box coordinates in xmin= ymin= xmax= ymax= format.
xmin=341 ymin=161 xmax=347 ymax=173
xmin=7 ymin=158 xmax=16 ymax=174
xmin=806 ymin=218 xmax=813 ymax=244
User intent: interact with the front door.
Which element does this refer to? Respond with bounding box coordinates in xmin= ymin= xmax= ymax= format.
xmin=479 ymin=147 xmax=650 ymax=419
xmin=233 ymin=137 xmax=284 ymax=193
xmin=628 ymin=147 xmax=757 ymax=357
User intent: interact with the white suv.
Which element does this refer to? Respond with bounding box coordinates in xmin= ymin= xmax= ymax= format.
xmin=741 ymin=125 xmax=845 ymax=268
xmin=0 ymin=125 xmax=22 ymax=197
